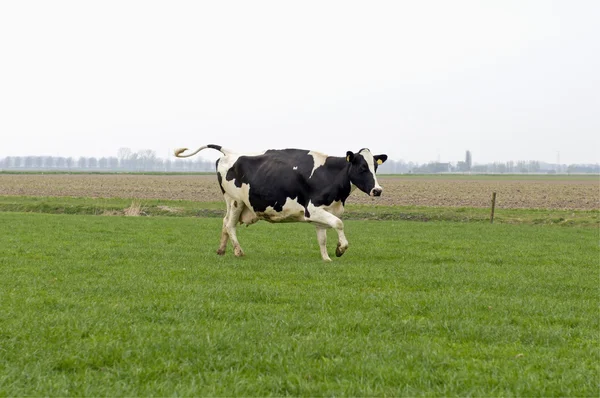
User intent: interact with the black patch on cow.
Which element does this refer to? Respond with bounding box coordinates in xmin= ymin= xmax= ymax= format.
xmin=308 ymin=156 xmax=352 ymax=206
xmin=234 ymin=200 xmax=238 ymax=208
xmin=216 ymin=172 xmax=225 ymax=194
xmin=208 ymin=144 xmax=222 ymax=152
xmin=225 ymin=151 xmax=310 ymax=212
xmin=216 ymin=158 xmax=226 ymax=195
xmin=216 ymin=159 xmax=225 ymax=194
xmin=304 ymin=207 xmax=311 ymax=218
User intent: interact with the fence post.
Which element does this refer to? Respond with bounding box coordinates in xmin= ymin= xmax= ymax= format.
xmin=490 ymin=192 xmax=497 ymax=224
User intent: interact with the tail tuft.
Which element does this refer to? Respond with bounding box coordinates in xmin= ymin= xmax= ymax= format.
xmin=174 ymin=148 xmax=188 ymax=157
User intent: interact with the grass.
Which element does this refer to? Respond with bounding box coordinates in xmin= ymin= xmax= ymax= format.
xmin=0 ymin=196 xmax=225 ymax=218
xmin=0 ymin=212 xmax=598 ymax=396
xmin=1 ymin=195 xmax=598 ymax=227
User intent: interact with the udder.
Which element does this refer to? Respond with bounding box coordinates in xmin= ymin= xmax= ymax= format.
xmin=238 ymin=207 xmax=259 ymax=225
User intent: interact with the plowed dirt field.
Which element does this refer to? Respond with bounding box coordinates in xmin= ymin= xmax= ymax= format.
xmin=0 ymin=174 xmax=598 ymax=210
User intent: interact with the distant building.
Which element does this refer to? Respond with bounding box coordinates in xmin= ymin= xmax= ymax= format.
xmin=465 ymin=150 xmax=472 ymax=171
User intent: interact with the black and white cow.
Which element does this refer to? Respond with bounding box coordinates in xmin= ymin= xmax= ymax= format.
xmin=174 ymin=145 xmax=387 ymax=261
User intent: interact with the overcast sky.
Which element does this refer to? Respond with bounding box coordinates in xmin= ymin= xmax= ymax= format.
xmin=1 ymin=0 xmax=598 ymax=165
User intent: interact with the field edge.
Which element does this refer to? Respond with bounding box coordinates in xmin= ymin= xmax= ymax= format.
xmin=1 ymin=195 xmax=598 ymax=227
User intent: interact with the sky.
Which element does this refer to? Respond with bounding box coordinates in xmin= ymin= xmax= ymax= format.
xmin=0 ymin=0 xmax=598 ymax=165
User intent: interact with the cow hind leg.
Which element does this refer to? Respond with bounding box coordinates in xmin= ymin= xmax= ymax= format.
xmin=217 ymin=217 xmax=229 ymax=255
xmin=225 ymin=200 xmax=246 ymax=257
xmin=315 ymin=226 xmax=332 ymax=262
xmin=217 ymin=197 xmax=232 ymax=255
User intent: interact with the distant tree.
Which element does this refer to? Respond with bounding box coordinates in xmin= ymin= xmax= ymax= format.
xmin=173 ymin=159 xmax=185 ymax=171
xmin=32 ymin=156 xmax=43 ymax=169
xmin=77 ymin=157 xmax=87 ymax=169
xmin=528 ymin=160 xmax=540 ymax=172
xmin=42 ymin=156 xmax=54 ymax=168
xmin=108 ymin=157 xmax=119 ymax=170
xmin=98 ymin=157 xmax=108 ymax=169
xmin=471 ymin=164 xmax=488 ymax=173
xmin=153 ymin=158 xmax=164 ymax=171
xmin=65 ymin=157 xmax=74 ymax=170
xmin=117 ymin=147 xmax=132 ymax=170
xmin=88 ymin=157 xmax=98 ymax=169
xmin=118 ymin=147 xmax=132 ymax=161
xmin=567 ymin=164 xmax=600 ymax=173
xmin=129 ymin=153 xmax=139 ymax=171
xmin=138 ymin=149 xmax=157 ymax=171
xmin=194 ymin=157 xmax=212 ymax=172
xmin=23 ymin=156 xmax=33 ymax=169
xmin=55 ymin=157 xmax=66 ymax=169
xmin=506 ymin=161 xmax=514 ymax=173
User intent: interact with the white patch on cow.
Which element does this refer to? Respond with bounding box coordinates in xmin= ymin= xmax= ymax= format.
xmin=257 ymin=197 xmax=305 ymax=223
xmin=217 ymin=153 xmax=253 ymax=208
xmin=315 ymin=200 xmax=345 ymax=218
xmin=308 ymin=150 xmax=328 ymax=178
xmin=293 ymin=166 xmax=298 ymax=170
xmin=359 ymin=148 xmax=382 ymax=194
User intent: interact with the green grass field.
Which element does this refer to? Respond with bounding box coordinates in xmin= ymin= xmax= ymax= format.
xmin=1 ymin=211 xmax=598 ymax=396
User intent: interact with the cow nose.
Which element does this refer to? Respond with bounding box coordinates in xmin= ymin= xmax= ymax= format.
xmin=371 ymin=188 xmax=382 ymax=197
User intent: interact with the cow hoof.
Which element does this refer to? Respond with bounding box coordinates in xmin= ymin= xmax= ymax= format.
xmin=335 ymin=243 xmax=347 ymax=257
xmin=234 ymin=248 xmax=245 ymax=257
xmin=216 ymin=248 xmax=226 ymax=256
xmin=322 ymin=256 xmax=332 ymax=262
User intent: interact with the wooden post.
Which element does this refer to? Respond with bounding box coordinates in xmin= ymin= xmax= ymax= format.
xmin=490 ymin=192 xmax=497 ymax=224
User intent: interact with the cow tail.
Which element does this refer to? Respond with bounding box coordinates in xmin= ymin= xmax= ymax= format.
xmin=173 ymin=144 xmax=232 ymax=158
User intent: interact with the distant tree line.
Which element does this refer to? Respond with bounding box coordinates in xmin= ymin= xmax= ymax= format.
xmin=0 ymin=148 xmax=598 ymax=174
xmin=382 ymin=160 xmax=599 ymax=174
xmin=377 ymin=149 xmax=598 ymax=174
xmin=0 ymin=148 xmax=214 ymax=172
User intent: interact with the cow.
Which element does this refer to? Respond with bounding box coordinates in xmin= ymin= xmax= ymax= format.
xmin=174 ymin=145 xmax=387 ymax=261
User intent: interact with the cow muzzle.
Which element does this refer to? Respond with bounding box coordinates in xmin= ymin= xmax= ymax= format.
xmin=370 ymin=187 xmax=383 ymax=197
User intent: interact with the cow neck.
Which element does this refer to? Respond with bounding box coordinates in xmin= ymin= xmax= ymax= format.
xmin=313 ymin=156 xmax=353 ymax=206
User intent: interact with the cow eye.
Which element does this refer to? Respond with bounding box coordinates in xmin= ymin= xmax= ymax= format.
xmin=360 ymin=164 xmax=369 ymax=172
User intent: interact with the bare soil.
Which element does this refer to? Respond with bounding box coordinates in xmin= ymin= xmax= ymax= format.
xmin=0 ymin=174 xmax=598 ymax=210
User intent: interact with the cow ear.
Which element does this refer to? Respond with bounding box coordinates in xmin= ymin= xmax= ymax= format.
xmin=374 ymin=154 xmax=388 ymax=165
xmin=346 ymin=151 xmax=355 ymax=162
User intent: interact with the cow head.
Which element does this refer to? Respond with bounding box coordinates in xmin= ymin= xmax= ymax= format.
xmin=346 ymin=148 xmax=388 ymax=197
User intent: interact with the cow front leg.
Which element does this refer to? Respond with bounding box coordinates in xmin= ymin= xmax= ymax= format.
xmin=315 ymin=226 xmax=332 ymax=262
xmin=308 ymin=208 xmax=348 ymax=258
